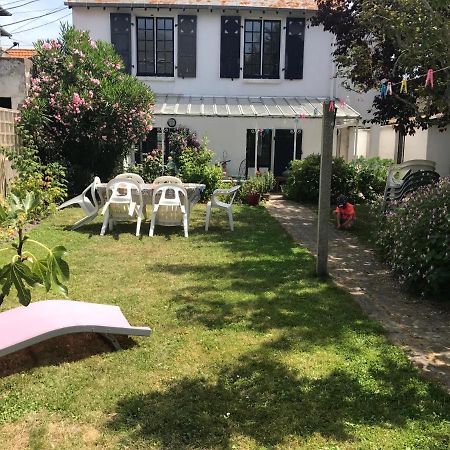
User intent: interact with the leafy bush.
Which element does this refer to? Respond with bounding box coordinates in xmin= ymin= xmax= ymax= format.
xmin=177 ymin=147 xmax=223 ymax=198
xmin=5 ymin=139 xmax=67 ymax=219
xmin=376 ymin=178 xmax=449 ymax=299
xmin=129 ymin=149 xmax=169 ymax=182
xmin=283 ymin=155 xmax=392 ymax=204
xmin=349 ymin=157 xmax=393 ymax=201
xmin=283 ymin=154 xmax=357 ymax=203
xmin=18 ymin=25 xmax=154 ymax=192
xmin=0 ymin=191 xmax=69 ymax=306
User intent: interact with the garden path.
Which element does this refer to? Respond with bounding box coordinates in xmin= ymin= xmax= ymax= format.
xmin=266 ymin=195 xmax=450 ymax=393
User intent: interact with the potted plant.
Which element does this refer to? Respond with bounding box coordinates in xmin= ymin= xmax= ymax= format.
xmin=242 ymin=177 xmax=261 ymax=206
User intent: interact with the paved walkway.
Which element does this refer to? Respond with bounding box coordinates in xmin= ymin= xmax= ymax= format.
xmin=266 ymin=196 xmax=450 ymax=392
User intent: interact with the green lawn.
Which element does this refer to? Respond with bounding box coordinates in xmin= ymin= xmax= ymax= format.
xmin=0 ymin=206 xmax=449 ymax=449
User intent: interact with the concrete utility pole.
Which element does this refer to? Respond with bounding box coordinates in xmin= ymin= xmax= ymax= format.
xmin=316 ymin=100 xmax=335 ymax=276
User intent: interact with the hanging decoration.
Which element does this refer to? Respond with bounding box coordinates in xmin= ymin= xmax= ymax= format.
xmin=298 ymin=113 xmax=306 ymax=120
xmin=328 ymin=100 xmax=335 ymax=111
xmin=380 ymin=82 xmax=388 ymax=99
xmin=339 ymin=98 xmax=346 ymax=109
xmin=425 ymin=69 xmax=434 ymax=88
xmin=400 ymin=75 xmax=408 ymax=94
xmin=387 ymin=82 xmax=393 ymax=95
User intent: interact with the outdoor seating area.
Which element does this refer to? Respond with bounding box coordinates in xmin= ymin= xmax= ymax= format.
xmin=59 ymin=173 xmax=225 ymax=237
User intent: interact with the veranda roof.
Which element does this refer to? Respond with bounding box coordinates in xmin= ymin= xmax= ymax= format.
xmin=154 ymin=95 xmax=361 ymax=120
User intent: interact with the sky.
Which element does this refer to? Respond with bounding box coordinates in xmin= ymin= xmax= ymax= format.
xmin=0 ymin=0 xmax=72 ymax=48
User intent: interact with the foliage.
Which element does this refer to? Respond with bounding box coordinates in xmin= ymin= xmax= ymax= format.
xmin=18 ymin=25 xmax=154 ymax=192
xmin=348 ymin=157 xmax=393 ymax=202
xmin=165 ymin=127 xmax=222 ymax=197
xmin=0 ymin=192 xmax=69 ymax=306
xmin=177 ymin=147 xmax=223 ymax=198
xmin=313 ymin=1 xmax=450 ymax=135
xmin=129 ymin=149 xmax=169 ymax=182
xmin=376 ymin=178 xmax=449 ymax=299
xmin=238 ymin=172 xmax=276 ymax=202
xmin=5 ymin=137 xmax=67 ymax=219
xmin=282 ymin=154 xmax=357 ymax=204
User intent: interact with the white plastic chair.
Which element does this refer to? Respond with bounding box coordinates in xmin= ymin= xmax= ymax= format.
xmin=205 ymin=185 xmax=240 ymax=232
xmin=100 ymin=178 xmax=144 ymax=236
xmin=149 ymin=184 xmax=189 ymax=237
xmin=153 ymin=176 xmax=183 ymax=185
xmin=57 ymin=176 xmax=102 ymax=229
xmin=115 ymin=173 xmax=145 ymax=184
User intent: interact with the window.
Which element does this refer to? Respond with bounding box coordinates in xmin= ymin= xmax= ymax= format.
xmin=244 ymin=19 xmax=280 ymax=79
xmin=137 ymin=17 xmax=174 ymax=76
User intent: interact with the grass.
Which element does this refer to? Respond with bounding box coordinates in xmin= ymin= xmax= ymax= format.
xmin=0 ymin=205 xmax=449 ymax=449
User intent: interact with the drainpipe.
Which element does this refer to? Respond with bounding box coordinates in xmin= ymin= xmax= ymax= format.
xmin=353 ymin=119 xmax=360 ymax=159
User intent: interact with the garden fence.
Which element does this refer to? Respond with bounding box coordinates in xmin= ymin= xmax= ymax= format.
xmin=0 ymin=107 xmax=20 ymax=198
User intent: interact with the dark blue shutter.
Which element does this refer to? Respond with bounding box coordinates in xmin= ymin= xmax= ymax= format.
xmin=220 ymin=16 xmax=241 ymax=79
xmin=178 ymin=15 xmax=197 ymax=78
xmin=110 ymin=13 xmax=132 ymax=74
xmin=285 ymin=18 xmax=305 ymax=80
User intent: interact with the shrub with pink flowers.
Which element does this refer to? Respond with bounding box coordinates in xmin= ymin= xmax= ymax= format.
xmin=18 ymin=25 xmax=154 ymax=191
xmin=376 ymin=178 xmax=450 ymax=299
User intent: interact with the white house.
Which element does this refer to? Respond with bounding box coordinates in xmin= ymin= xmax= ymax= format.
xmin=67 ymin=0 xmax=361 ymax=177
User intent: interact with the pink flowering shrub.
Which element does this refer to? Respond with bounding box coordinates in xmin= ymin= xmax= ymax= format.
xmin=376 ymin=178 xmax=450 ymax=299
xmin=18 ymin=25 xmax=154 ymax=191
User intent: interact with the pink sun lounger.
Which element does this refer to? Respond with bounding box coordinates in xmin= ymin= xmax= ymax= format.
xmin=0 ymin=300 xmax=151 ymax=358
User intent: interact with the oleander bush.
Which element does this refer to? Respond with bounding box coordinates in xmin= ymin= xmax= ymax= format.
xmin=18 ymin=25 xmax=154 ymax=192
xmin=376 ymin=178 xmax=450 ymax=299
xmin=128 ymin=149 xmax=169 ymax=182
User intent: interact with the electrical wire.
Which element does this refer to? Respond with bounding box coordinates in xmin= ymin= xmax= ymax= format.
xmin=10 ymin=11 xmax=70 ymax=34
xmin=1 ymin=0 xmax=38 ymax=6
xmin=6 ymin=0 xmax=40 ymax=10
xmin=2 ymin=7 xmax=66 ymax=27
xmin=11 ymin=6 xmax=64 ymax=32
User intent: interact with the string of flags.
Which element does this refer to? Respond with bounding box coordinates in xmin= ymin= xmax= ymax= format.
xmin=379 ymin=65 xmax=450 ymax=98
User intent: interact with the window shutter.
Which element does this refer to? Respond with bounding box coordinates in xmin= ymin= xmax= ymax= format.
xmin=220 ymin=16 xmax=241 ymax=79
xmin=178 ymin=15 xmax=197 ymax=78
xmin=110 ymin=13 xmax=132 ymax=74
xmin=285 ymin=18 xmax=305 ymax=80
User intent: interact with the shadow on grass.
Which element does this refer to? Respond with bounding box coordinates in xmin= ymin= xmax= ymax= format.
xmin=107 ymin=351 xmax=449 ymax=449
xmin=0 ymin=333 xmax=136 ymax=378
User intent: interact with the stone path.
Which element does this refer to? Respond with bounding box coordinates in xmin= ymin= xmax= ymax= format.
xmin=266 ymin=196 xmax=450 ymax=392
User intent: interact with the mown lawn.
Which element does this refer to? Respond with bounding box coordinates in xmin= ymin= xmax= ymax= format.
xmin=0 ymin=205 xmax=449 ymax=449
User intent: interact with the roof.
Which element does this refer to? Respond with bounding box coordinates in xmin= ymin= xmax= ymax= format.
xmin=154 ymin=95 xmax=361 ymax=120
xmin=66 ymin=0 xmax=317 ymax=11
xmin=2 ymin=48 xmax=36 ymax=58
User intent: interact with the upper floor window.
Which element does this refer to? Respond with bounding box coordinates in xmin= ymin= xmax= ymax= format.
xmin=137 ymin=17 xmax=174 ymax=76
xmin=243 ymin=19 xmax=280 ymax=79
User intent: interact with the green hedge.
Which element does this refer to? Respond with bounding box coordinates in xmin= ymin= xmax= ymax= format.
xmin=282 ymin=155 xmax=392 ymax=204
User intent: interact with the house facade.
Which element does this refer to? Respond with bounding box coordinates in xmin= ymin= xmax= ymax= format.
xmin=67 ymin=0 xmax=361 ymax=177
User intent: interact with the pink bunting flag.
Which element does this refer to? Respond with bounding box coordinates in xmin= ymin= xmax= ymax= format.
xmin=425 ymin=69 xmax=434 ymax=88
xmin=298 ymin=113 xmax=306 ymax=120
xmin=329 ymin=100 xmax=335 ymax=111
xmin=339 ymin=98 xmax=346 ymax=109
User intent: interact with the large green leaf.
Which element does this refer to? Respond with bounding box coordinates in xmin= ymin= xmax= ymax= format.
xmin=32 ymin=258 xmax=51 ymax=291
xmin=0 ymin=261 xmax=39 ymax=306
xmin=47 ymin=245 xmax=69 ymax=296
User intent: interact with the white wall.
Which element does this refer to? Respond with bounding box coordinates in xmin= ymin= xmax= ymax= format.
xmin=426 ymin=128 xmax=450 ymax=176
xmin=404 ymin=129 xmax=428 ymax=161
xmin=72 ymin=7 xmax=334 ymax=98
xmin=0 ymin=58 xmax=31 ymax=109
xmin=153 ymin=115 xmax=323 ymax=177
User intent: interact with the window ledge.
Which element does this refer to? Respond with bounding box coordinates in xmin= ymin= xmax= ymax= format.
xmin=243 ymin=79 xmax=282 ymax=84
xmin=137 ymin=76 xmax=176 ymax=82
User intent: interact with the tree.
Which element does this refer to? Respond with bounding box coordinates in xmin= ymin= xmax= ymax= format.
xmin=313 ymin=0 xmax=450 ymax=136
xmin=18 ymin=25 xmax=155 ymax=191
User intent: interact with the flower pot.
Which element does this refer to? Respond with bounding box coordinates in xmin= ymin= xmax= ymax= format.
xmin=247 ymin=192 xmax=260 ymax=206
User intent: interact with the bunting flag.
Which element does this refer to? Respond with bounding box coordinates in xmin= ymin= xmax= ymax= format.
xmin=380 ymin=82 xmax=388 ymax=98
xmin=298 ymin=113 xmax=306 ymax=120
xmin=328 ymin=100 xmax=335 ymax=111
xmin=387 ymin=82 xmax=393 ymax=95
xmin=339 ymin=98 xmax=346 ymax=109
xmin=425 ymin=69 xmax=434 ymax=88
xmin=400 ymin=75 xmax=408 ymax=94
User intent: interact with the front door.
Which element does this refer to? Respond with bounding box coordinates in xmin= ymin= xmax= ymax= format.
xmin=274 ymin=129 xmax=302 ymax=176
xmin=245 ymin=129 xmax=272 ymax=176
